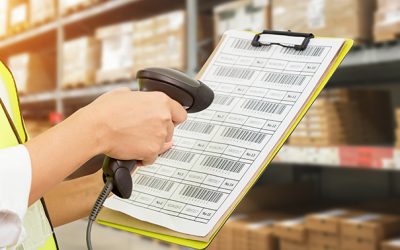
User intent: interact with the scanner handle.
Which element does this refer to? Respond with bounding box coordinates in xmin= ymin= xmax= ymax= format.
xmin=102 ymin=157 xmax=137 ymax=199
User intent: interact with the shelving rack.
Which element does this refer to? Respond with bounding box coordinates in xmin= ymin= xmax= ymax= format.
xmin=0 ymin=0 xmax=229 ymax=115
xmin=1 ymin=0 xmax=400 ymax=172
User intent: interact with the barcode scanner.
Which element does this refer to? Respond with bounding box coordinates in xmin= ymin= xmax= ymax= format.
xmin=87 ymin=67 xmax=214 ymax=250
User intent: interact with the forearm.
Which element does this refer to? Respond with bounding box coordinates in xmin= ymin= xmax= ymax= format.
xmin=25 ymin=107 xmax=102 ymax=205
xmin=44 ymin=171 xmax=104 ymax=227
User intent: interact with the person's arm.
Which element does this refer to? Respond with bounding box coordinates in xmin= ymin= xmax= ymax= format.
xmin=43 ymin=171 xmax=104 ymax=227
xmin=25 ymin=88 xmax=187 ymax=205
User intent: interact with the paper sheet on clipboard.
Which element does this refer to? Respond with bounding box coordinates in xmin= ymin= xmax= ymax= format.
xmin=102 ymin=30 xmax=346 ymax=237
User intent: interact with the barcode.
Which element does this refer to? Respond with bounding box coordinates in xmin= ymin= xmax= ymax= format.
xmin=201 ymin=156 xmax=246 ymax=173
xmin=221 ymin=127 xmax=267 ymax=144
xmin=262 ymin=72 xmax=307 ymax=86
xmin=160 ymin=149 xmax=195 ymax=163
xmin=179 ymin=185 xmax=224 ymax=203
xmin=214 ymin=65 xmax=255 ymax=80
xmin=178 ymin=121 xmax=215 ymax=134
xmin=135 ymin=175 xmax=174 ymax=192
xmin=241 ymin=99 xmax=287 ymax=115
xmin=281 ymin=46 xmax=326 ymax=57
xmin=231 ymin=38 xmax=272 ymax=52
xmin=213 ymin=94 xmax=235 ymax=106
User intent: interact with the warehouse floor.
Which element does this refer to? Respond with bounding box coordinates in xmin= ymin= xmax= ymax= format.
xmin=55 ymin=219 xmax=170 ymax=250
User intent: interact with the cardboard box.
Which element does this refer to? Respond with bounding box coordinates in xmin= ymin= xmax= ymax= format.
xmin=213 ymin=0 xmax=271 ymax=45
xmin=248 ymin=222 xmax=279 ymax=250
xmin=30 ymin=0 xmax=56 ymax=26
xmin=8 ymin=0 xmax=29 ymax=32
xmin=0 ymin=0 xmax=8 ymax=37
xmin=133 ymin=10 xmax=186 ymax=73
xmin=340 ymin=213 xmax=400 ymax=242
xmin=8 ymin=52 xmax=56 ymax=94
xmin=305 ymin=209 xmax=359 ymax=234
xmin=341 ymin=237 xmax=378 ymax=250
xmin=308 ymin=230 xmax=340 ymax=248
xmin=308 ymin=245 xmax=338 ymax=250
xmin=291 ymin=89 xmax=393 ymax=146
xmin=273 ymin=0 xmax=375 ymax=43
xmin=231 ymin=211 xmax=288 ymax=250
xmin=382 ymin=238 xmax=400 ymax=250
xmin=274 ymin=217 xmax=307 ymax=243
xmin=62 ymin=36 xmax=99 ymax=88
xmin=374 ymin=0 xmax=400 ymax=42
xmin=95 ymin=21 xmax=135 ymax=83
xmin=280 ymin=239 xmax=307 ymax=250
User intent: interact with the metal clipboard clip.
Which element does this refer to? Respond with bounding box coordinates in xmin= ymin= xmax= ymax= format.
xmin=251 ymin=30 xmax=315 ymax=51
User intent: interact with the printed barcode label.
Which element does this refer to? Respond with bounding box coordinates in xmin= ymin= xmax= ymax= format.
xmin=281 ymin=46 xmax=326 ymax=57
xmin=160 ymin=149 xmax=195 ymax=163
xmin=262 ymin=72 xmax=307 ymax=86
xmin=241 ymin=99 xmax=287 ymax=115
xmin=221 ymin=127 xmax=267 ymax=144
xmin=135 ymin=175 xmax=175 ymax=192
xmin=178 ymin=121 xmax=215 ymax=134
xmin=179 ymin=185 xmax=224 ymax=203
xmin=231 ymin=38 xmax=272 ymax=52
xmin=213 ymin=94 xmax=235 ymax=106
xmin=214 ymin=65 xmax=255 ymax=80
xmin=201 ymin=156 xmax=246 ymax=173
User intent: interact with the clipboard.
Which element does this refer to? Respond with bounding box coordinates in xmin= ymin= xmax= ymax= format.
xmin=97 ymin=30 xmax=354 ymax=250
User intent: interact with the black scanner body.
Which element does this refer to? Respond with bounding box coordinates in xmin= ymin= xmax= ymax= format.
xmin=102 ymin=68 xmax=214 ymax=199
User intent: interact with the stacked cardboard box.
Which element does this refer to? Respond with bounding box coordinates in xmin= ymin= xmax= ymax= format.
xmin=374 ymin=0 xmax=400 ymax=42
xmin=340 ymin=213 xmax=400 ymax=250
xmin=290 ymin=89 xmax=393 ymax=146
xmin=8 ymin=0 xmax=29 ymax=33
xmin=213 ymin=0 xmax=271 ymax=45
xmin=272 ymin=0 xmax=375 ymax=43
xmin=8 ymin=51 xmax=56 ymax=94
xmin=305 ymin=209 xmax=360 ymax=250
xmin=30 ymin=0 xmax=56 ymax=26
xmin=0 ymin=0 xmax=8 ymax=38
xmin=274 ymin=217 xmax=308 ymax=250
xmin=133 ymin=10 xmax=186 ymax=73
xmin=232 ymin=212 xmax=290 ymax=250
xmin=95 ymin=21 xmax=135 ymax=83
xmin=62 ymin=36 xmax=99 ymax=88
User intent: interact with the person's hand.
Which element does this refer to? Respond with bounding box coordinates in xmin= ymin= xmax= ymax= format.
xmin=83 ymin=88 xmax=187 ymax=165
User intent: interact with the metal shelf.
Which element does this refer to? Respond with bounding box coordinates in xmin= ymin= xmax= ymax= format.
xmin=62 ymin=81 xmax=138 ymax=99
xmin=272 ymin=145 xmax=398 ymax=171
xmin=19 ymin=91 xmax=56 ymax=104
xmin=19 ymin=81 xmax=138 ymax=105
xmin=341 ymin=41 xmax=400 ymax=67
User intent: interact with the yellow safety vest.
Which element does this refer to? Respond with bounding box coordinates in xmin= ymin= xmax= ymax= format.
xmin=0 ymin=61 xmax=58 ymax=250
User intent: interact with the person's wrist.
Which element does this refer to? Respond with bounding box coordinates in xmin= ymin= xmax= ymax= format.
xmin=74 ymin=105 xmax=107 ymax=156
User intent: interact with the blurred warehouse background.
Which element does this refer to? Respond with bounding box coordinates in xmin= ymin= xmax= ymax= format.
xmin=1 ymin=0 xmax=400 ymax=249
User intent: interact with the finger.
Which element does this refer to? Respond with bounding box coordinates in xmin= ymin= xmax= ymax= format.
xmin=141 ymin=155 xmax=158 ymax=166
xmin=169 ymin=99 xmax=187 ymax=125
xmin=160 ymin=141 xmax=173 ymax=154
xmin=166 ymin=122 xmax=174 ymax=142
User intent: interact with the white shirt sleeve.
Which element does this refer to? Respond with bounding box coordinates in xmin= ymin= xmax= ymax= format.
xmin=0 ymin=145 xmax=32 ymax=248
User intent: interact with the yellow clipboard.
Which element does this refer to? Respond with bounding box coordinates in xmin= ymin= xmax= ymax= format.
xmin=98 ymin=35 xmax=354 ymax=250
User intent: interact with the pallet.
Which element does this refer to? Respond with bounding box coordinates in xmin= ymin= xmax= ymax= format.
xmin=9 ymin=22 xmax=29 ymax=35
xmin=95 ymin=68 xmax=136 ymax=85
xmin=31 ymin=15 xmax=56 ymax=28
xmin=61 ymin=0 xmax=102 ymax=16
xmin=62 ymin=81 xmax=95 ymax=89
